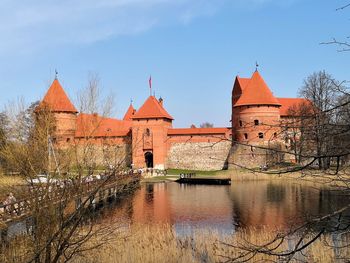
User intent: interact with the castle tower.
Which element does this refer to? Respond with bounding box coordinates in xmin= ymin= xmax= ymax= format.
xmin=131 ymin=96 xmax=173 ymax=169
xmin=39 ymin=79 xmax=78 ymax=144
xmin=229 ymin=71 xmax=282 ymax=168
xmin=232 ymin=71 xmax=281 ymax=144
xmin=123 ymin=103 xmax=136 ymax=121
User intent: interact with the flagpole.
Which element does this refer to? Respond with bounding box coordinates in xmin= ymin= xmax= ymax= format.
xmin=149 ymin=75 xmax=152 ymax=96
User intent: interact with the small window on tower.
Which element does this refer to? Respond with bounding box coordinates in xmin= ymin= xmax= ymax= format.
xmin=239 ymin=120 xmax=243 ymax=127
xmin=273 ymin=132 xmax=277 ymax=138
xmin=145 ymin=128 xmax=151 ymax=136
xmin=66 ymin=138 xmax=71 ymax=143
xmin=244 ymin=133 xmax=248 ymax=140
xmin=258 ymin=132 xmax=264 ymax=139
xmin=254 ymin=120 xmax=259 ymax=126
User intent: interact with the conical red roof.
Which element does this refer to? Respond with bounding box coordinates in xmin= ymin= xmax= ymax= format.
xmin=132 ymin=96 xmax=173 ymax=120
xmin=123 ymin=104 xmax=136 ymax=121
xmin=234 ymin=71 xmax=281 ymax=107
xmin=40 ymin=79 xmax=78 ymax=113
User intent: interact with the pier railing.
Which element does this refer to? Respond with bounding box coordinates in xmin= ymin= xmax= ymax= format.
xmin=0 ymin=172 xmax=140 ymax=224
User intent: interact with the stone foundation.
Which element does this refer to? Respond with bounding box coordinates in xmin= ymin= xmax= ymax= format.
xmin=228 ymin=142 xmax=284 ymax=169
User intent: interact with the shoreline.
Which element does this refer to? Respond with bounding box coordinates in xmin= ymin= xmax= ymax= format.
xmin=140 ymin=168 xmax=350 ymax=188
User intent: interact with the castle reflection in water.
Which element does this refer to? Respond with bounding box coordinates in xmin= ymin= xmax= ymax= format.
xmin=100 ymin=182 xmax=350 ymax=233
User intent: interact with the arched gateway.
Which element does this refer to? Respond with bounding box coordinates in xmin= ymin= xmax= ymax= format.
xmin=144 ymin=152 xmax=154 ymax=168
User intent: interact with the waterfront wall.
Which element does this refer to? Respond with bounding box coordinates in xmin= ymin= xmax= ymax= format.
xmin=228 ymin=142 xmax=284 ymax=169
xmin=167 ymin=140 xmax=231 ymax=171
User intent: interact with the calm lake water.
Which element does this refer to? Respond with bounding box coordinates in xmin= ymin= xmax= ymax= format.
xmin=99 ymin=180 xmax=350 ymax=234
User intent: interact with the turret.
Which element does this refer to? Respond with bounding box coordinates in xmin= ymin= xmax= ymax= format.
xmin=38 ymin=78 xmax=78 ymax=144
xmin=232 ymin=71 xmax=281 ymax=144
xmin=131 ymin=96 xmax=173 ymax=169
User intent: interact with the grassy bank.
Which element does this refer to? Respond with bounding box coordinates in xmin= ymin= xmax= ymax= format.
xmin=141 ymin=175 xmax=178 ymax=183
xmin=166 ymin=168 xmax=301 ymax=181
xmin=141 ymin=169 xmax=222 ymax=183
xmin=144 ymin=167 xmax=350 ymax=187
xmin=72 ymin=224 xmax=350 ymax=263
xmin=166 ymin=169 xmax=220 ymax=176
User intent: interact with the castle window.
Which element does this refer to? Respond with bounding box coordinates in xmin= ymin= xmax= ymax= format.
xmin=254 ymin=120 xmax=259 ymax=126
xmin=258 ymin=132 xmax=264 ymax=139
xmin=145 ymin=128 xmax=151 ymax=136
xmin=66 ymin=138 xmax=71 ymax=143
xmin=244 ymin=133 xmax=248 ymax=140
xmin=239 ymin=120 xmax=243 ymax=127
xmin=273 ymin=132 xmax=277 ymax=138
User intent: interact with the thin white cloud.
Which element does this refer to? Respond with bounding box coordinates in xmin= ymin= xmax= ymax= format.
xmin=0 ymin=0 xmax=290 ymax=56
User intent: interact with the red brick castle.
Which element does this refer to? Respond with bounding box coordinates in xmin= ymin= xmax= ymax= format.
xmin=39 ymin=71 xmax=307 ymax=170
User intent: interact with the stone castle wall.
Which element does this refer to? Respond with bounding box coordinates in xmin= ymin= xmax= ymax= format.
xmin=167 ymin=141 xmax=231 ymax=171
xmin=74 ymin=138 xmax=132 ymax=169
xmin=228 ymin=142 xmax=285 ymax=169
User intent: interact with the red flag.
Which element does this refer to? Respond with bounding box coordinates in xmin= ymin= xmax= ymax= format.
xmin=149 ymin=75 xmax=152 ymax=90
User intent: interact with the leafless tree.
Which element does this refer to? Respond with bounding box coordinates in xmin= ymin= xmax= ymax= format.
xmin=223 ymin=68 xmax=350 ymax=261
xmin=200 ymin=122 xmax=214 ymax=128
xmin=298 ymin=70 xmax=343 ymax=169
xmin=321 ymin=3 xmax=350 ymax=51
xmin=281 ymin=101 xmax=314 ymax=164
xmin=0 ymin=77 xmax=136 ymax=263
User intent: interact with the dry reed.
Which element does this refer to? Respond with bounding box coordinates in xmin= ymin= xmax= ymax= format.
xmin=72 ymin=224 xmax=350 ymax=263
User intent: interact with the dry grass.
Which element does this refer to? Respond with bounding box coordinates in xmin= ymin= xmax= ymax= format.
xmin=72 ymin=224 xmax=350 ymax=263
xmin=0 ymin=174 xmax=26 ymax=200
xmin=0 ymin=174 xmax=25 ymax=186
xmin=218 ymin=169 xmax=350 ymax=188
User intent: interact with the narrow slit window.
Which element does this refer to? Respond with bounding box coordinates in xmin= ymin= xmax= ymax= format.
xmin=244 ymin=133 xmax=248 ymax=140
xmin=258 ymin=132 xmax=264 ymax=139
xmin=239 ymin=120 xmax=243 ymax=127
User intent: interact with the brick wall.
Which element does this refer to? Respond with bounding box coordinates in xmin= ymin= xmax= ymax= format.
xmin=232 ymin=105 xmax=281 ymax=143
xmin=54 ymin=112 xmax=77 ymax=142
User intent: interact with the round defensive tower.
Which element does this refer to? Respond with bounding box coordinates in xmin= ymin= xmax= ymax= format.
xmin=38 ymin=78 xmax=78 ymax=144
xmin=232 ymin=71 xmax=281 ymax=144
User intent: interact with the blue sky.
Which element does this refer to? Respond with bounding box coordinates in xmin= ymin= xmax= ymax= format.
xmin=0 ymin=0 xmax=348 ymax=127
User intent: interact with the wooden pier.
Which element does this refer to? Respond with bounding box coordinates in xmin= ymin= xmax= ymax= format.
xmin=176 ymin=174 xmax=231 ymax=185
xmin=0 ymin=173 xmax=140 ymax=228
